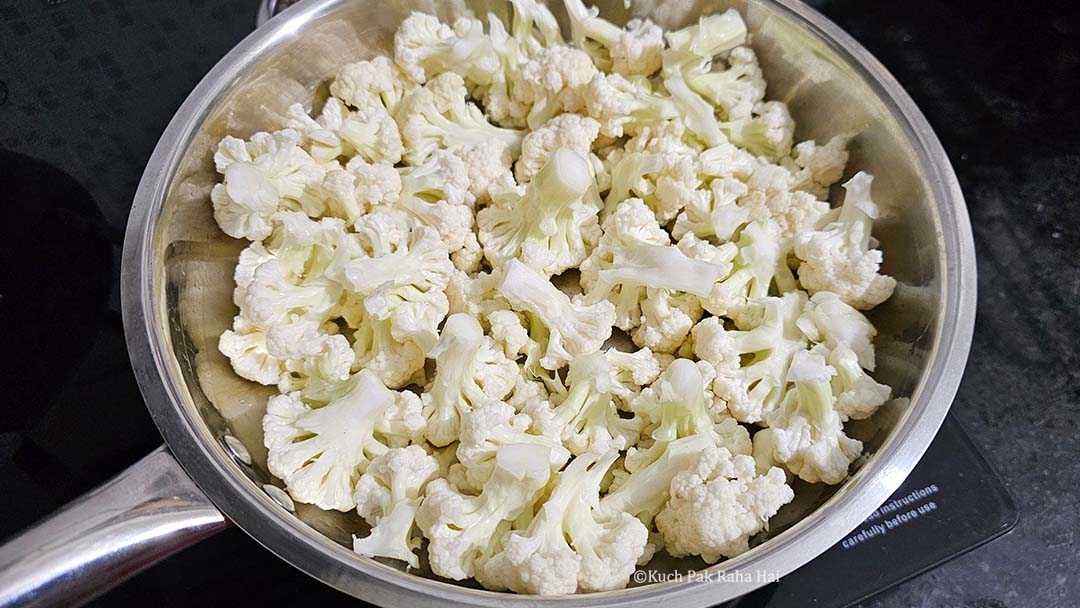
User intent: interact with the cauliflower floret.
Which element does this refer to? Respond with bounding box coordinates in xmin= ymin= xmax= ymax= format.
xmin=515 ymin=113 xmax=602 ymax=183
xmin=514 ymin=45 xmax=599 ymax=129
xmin=330 ymin=55 xmax=417 ymax=113
xmin=416 ymin=444 xmax=554 ymax=581
xmin=283 ymin=98 xmax=354 ymax=162
xmin=397 ymin=72 xmax=524 ymax=165
xmin=478 ymin=148 xmax=600 ymax=277
xmin=717 ymin=101 xmax=795 ymax=160
xmin=343 ymin=215 xmax=454 ymax=352
xmin=320 ymin=161 xmax=402 ymax=225
xmin=672 ymin=176 xmax=750 ymax=242
xmin=347 ymin=304 xmax=427 ymax=389
xmin=660 ymin=10 xmax=748 ymax=146
xmin=220 ymin=314 xmax=352 ymax=392
xmin=393 ymin=149 xmax=477 ymax=256
xmin=496 ymin=259 xmax=616 ymax=370
xmin=580 ymin=199 xmax=728 ymax=353
xmin=453 ymin=401 xmax=570 ymax=491
xmin=827 ymin=344 xmax=891 ymax=421
xmin=585 ymin=73 xmax=680 ymax=139
xmin=798 ymin=290 xmax=878 ymax=370
xmin=525 ymin=352 xmax=644 ymax=456
xmin=793 ymin=171 xmax=898 ymax=309
xmin=683 ymin=45 xmax=766 ymax=121
xmin=655 ymin=446 xmax=793 ymax=562
xmin=239 ymin=259 xmax=343 ymax=346
xmin=600 ymin=432 xmax=716 ymax=523
xmin=421 ymin=314 xmax=521 ymax=447
xmin=480 ymin=450 xmax=648 ymax=594
xmin=604 ymin=347 xmax=663 ymax=400
xmin=782 ymin=135 xmax=850 ymax=199
xmin=627 ymin=359 xmax=752 ymax=472
xmin=458 ymin=140 xmax=514 ymax=202
xmin=701 ymin=221 xmax=797 ymax=325
xmin=393 ymin=13 xmax=499 ymax=87
xmin=699 ymin=138 xmax=757 ymax=180
xmin=754 ymin=348 xmax=863 ymax=484
xmin=352 ymin=445 xmax=440 ymax=567
xmin=339 ymin=105 xmax=406 ymax=165
xmin=693 ymin=292 xmax=809 ymax=423
xmin=564 ymin=0 xmax=663 ymax=77
xmin=211 ymin=129 xmax=327 ymax=241
xmin=263 ymin=370 xmax=409 ymax=511
xmin=603 ymin=122 xmax=706 ymax=222
xmin=738 ymin=164 xmax=829 ymax=242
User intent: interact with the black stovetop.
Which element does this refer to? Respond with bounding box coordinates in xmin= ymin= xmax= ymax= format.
xmin=2 ymin=0 xmax=1077 ymax=606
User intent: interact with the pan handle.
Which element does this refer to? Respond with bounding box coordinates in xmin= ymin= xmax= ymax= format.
xmin=0 ymin=446 xmax=227 ymax=608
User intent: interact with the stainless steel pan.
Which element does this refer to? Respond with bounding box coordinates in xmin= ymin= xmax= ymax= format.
xmin=0 ymin=0 xmax=976 ymax=606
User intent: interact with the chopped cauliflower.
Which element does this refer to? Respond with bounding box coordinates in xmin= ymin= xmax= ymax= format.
xmin=564 ymin=0 xmax=663 ymax=77
xmin=211 ymin=129 xmax=327 ymax=240
xmin=421 ymin=314 xmax=520 ymax=447
xmin=478 ymin=148 xmax=600 ymax=277
xmin=515 ymin=45 xmax=599 ymax=129
xmin=497 ymin=260 xmax=616 ymax=370
xmin=330 ymin=55 xmax=417 ymax=114
xmin=416 ymin=444 xmax=553 ymax=581
xmin=655 ymin=446 xmax=793 ymax=561
xmin=480 ymin=450 xmax=648 ymax=594
xmin=515 ymin=113 xmax=602 ymax=183
xmin=794 ymin=171 xmax=897 ymax=309
xmin=263 ymin=370 xmax=407 ymax=511
xmin=352 ymin=445 xmax=439 ymax=567
xmin=754 ymin=349 xmax=863 ymax=484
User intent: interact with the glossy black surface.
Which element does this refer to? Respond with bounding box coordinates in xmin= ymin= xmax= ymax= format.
xmin=1 ymin=0 xmax=1077 ymax=606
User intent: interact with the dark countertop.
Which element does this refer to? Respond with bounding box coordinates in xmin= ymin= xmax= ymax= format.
xmin=1 ymin=0 xmax=1077 ymax=606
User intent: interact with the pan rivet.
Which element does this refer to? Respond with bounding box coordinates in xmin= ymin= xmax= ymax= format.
xmin=263 ymin=484 xmax=296 ymax=512
xmin=222 ymin=434 xmax=252 ymax=465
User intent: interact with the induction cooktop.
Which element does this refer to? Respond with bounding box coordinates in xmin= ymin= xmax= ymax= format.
xmin=0 ymin=1 xmax=1016 ymax=606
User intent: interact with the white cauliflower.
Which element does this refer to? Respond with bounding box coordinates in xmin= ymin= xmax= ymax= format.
xmin=352 ymin=445 xmax=439 ymax=567
xmin=496 ymin=259 xmax=616 ymax=370
xmin=393 ymin=13 xmax=499 ymax=87
xmin=453 ymin=401 xmax=570 ymax=492
xmin=600 ymin=432 xmax=715 ymax=522
xmin=211 ymin=129 xmax=326 ymax=240
xmin=627 ymin=359 xmax=752 ymax=472
xmin=660 ymin=10 xmax=749 ymax=146
xmin=793 ymin=171 xmax=898 ymax=309
xmin=828 ymin=344 xmax=891 ymax=421
xmin=515 ymin=113 xmax=602 ymax=183
xmin=480 ymin=450 xmax=648 ymax=594
xmin=263 ymin=370 xmax=409 ymax=511
xmin=478 ymin=148 xmax=600 ymax=277
xmin=344 ymin=214 xmax=454 ymax=352
xmin=416 ymin=444 xmax=554 ymax=581
xmin=564 ymin=0 xmax=664 ymax=77
xmin=397 ymin=72 xmax=524 ymax=165
xmin=331 ymin=55 xmax=417 ymax=113
xmin=394 ymin=150 xmax=475 ymax=254
xmin=672 ymin=175 xmax=750 ymax=242
xmin=683 ymin=45 xmax=766 ymax=121
xmin=580 ymin=199 xmax=727 ymax=353
xmin=782 ymin=135 xmax=851 ymax=199
xmin=693 ymin=292 xmax=809 ymax=423
xmin=798 ymin=290 xmax=878 ymax=370
xmin=321 ymin=161 xmax=402 ymax=225
xmin=702 ymin=221 xmax=797 ymax=325
xmin=655 ymin=446 xmax=793 ymax=562
xmin=718 ymin=101 xmax=795 ymax=160
xmin=585 ymin=73 xmax=680 ymax=139
xmin=754 ymin=349 xmax=863 ymax=484
xmin=524 ymin=352 xmax=644 ymax=456
xmin=515 ymin=45 xmax=599 ymax=129
xmin=421 ymin=314 xmax=520 ymax=447
xmin=347 ymin=303 xmax=427 ymax=389
xmin=603 ymin=122 xmax=706 ymax=222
